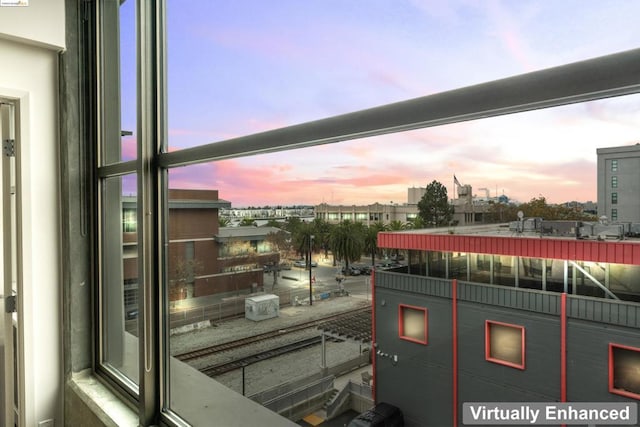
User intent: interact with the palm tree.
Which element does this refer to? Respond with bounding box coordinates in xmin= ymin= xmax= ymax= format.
xmin=311 ymin=218 xmax=333 ymax=261
xmin=296 ymin=223 xmax=315 ymax=266
xmin=239 ymin=217 xmax=257 ymax=226
xmin=330 ymin=220 xmax=365 ymax=272
xmin=406 ymin=216 xmax=426 ymax=229
xmin=364 ymin=221 xmax=387 ymax=268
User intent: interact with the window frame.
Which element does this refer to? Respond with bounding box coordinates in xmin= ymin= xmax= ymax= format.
xmin=398 ymin=304 xmax=428 ymax=345
xmin=611 ymin=192 xmax=618 ymax=205
xmin=612 ymin=176 xmax=618 ymax=188
xmin=609 ymin=343 xmax=640 ymax=400
xmin=611 ymin=159 xmax=618 ymax=172
xmin=485 ymin=320 xmax=526 ymax=370
xmin=89 ymin=3 xmax=640 ymax=423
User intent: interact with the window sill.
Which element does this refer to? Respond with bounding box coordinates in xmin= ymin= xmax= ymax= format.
xmin=67 ymin=370 xmax=138 ymax=427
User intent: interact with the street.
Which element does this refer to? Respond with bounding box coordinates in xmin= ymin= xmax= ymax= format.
xmin=269 ymin=257 xmax=372 ymax=302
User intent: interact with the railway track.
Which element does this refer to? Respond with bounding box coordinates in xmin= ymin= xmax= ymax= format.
xmin=201 ymin=336 xmax=332 ymax=377
xmin=175 ymin=306 xmax=369 ymax=362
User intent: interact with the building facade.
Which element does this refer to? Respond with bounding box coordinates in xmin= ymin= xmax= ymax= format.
xmin=373 ymin=224 xmax=640 ymax=426
xmin=597 ymin=143 xmax=640 ymax=223
xmin=315 ymin=186 xmax=495 ymax=227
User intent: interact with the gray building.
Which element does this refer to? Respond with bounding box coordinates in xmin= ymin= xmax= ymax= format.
xmin=315 ymin=185 xmax=495 ymax=227
xmin=597 ymin=143 xmax=640 ymax=222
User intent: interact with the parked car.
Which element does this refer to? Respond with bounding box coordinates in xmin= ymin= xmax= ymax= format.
xmin=342 ymin=266 xmax=361 ymax=276
xmin=348 ymin=402 xmax=404 ymax=427
xmin=359 ymin=265 xmax=372 ymax=275
xmin=294 ymin=259 xmax=317 ymax=268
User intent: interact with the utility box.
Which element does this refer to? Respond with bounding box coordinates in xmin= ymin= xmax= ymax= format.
xmin=245 ymin=294 xmax=279 ymax=322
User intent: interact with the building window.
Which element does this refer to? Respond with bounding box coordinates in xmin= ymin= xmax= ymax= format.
xmin=611 ymin=192 xmax=618 ymax=205
xmin=89 ymin=2 xmax=640 ymax=423
xmin=485 ymin=320 xmax=525 ymax=370
xmin=612 ymin=209 xmax=618 ymax=221
xmin=611 ymin=159 xmax=618 ymax=172
xmin=609 ymin=343 xmax=640 ymax=399
xmin=123 ymin=208 xmax=137 ymax=233
xmin=398 ymin=304 xmax=428 ymax=344
xmin=612 ymin=176 xmax=618 ymax=188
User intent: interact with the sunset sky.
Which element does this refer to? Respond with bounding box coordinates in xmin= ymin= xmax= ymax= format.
xmin=121 ymin=1 xmax=640 ymax=207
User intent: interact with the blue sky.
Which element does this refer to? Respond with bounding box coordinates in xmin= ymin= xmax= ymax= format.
xmin=121 ymin=1 xmax=640 ymax=206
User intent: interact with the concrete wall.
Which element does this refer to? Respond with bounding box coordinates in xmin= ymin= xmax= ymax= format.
xmin=375 ymin=272 xmax=640 ymax=426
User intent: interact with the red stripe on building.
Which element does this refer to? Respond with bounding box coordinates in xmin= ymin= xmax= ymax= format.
xmin=452 ymin=279 xmax=458 ymax=427
xmin=371 ymin=269 xmax=377 ymax=403
xmin=377 ymin=233 xmax=640 ymax=265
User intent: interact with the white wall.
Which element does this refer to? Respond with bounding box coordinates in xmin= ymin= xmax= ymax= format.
xmin=0 ymin=0 xmax=65 ymax=50
xmin=0 ymin=0 xmax=65 ymax=424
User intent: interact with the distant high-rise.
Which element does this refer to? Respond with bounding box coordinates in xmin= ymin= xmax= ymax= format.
xmin=597 ymin=143 xmax=640 ymax=222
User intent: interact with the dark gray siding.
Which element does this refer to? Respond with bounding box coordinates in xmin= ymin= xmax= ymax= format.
xmin=375 ymin=271 xmax=640 ymax=427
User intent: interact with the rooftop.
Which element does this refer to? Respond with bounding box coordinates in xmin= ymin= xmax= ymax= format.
xmin=378 ymin=220 xmax=640 ymax=265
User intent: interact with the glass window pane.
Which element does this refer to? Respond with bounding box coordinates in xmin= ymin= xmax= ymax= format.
xmin=102 ymin=0 xmax=137 ymax=164
xmin=158 ymin=65 xmax=640 ymax=424
xmin=609 ymin=263 xmax=640 ymax=302
xmin=518 ymin=257 xmax=543 ymax=290
xmin=165 ymin=163 xmax=370 ymax=425
xmin=610 ymin=344 xmax=640 ymax=399
xmin=486 ymin=321 xmax=525 ymax=370
xmin=119 ymin=0 xmax=137 ymax=161
xmin=399 ymin=305 xmax=427 ymax=345
xmin=101 ymin=174 xmax=139 ymax=386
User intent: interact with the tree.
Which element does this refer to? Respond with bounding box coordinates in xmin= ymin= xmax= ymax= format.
xmin=485 ymin=196 xmax=597 ymax=223
xmin=406 ymin=216 xmax=426 ymax=229
xmin=330 ymin=220 xmax=365 ymax=271
xmin=296 ymin=223 xmax=316 ymax=265
xmin=364 ymin=221 xmax=387 ymax=267
xmin=170 ymin=258 xmax=203 ymax=300
xmin=265 ymin=229 xmax=293 ymax=287
xmin=518 ymin=196 xmax=596 ymax=221
xmin=218 ymin=217 xmax=231 ymax=227
xmin=417 ymin=180 xmax=454 ymax=227
xmin=311 ymin=218 xmax=333 ymax=260
xmin=485 ymin=201 xmax=520 ymax=223
xmin=239 ymin=217 xmax=257 ymax=226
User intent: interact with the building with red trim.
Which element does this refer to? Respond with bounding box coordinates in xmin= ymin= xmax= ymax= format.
xmin=373 ymin=222 xmax=640 ymax=426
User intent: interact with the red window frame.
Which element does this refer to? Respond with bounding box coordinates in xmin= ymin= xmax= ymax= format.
xmin=485 ymin=320 xmax=526 ymax=370
xmin=398 ymin=304 xmax=428 ymax=345
xmin=609 ymin=343 xmax=640 ymax=400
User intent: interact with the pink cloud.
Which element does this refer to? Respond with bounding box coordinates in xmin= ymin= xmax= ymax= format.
xmin=121 ymin=136 xmax=137 ymax=161
xmin=485 ymin=1 xmax=537 ymax=71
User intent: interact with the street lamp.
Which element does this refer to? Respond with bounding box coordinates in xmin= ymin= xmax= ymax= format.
xmin=309 ymin=234 xmax=314 ymax=306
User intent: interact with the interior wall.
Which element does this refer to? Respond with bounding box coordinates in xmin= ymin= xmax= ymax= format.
xmin=0 ymin=0 xmax=65 ymax=49
xmin=0 ymin=13 xmax=64 ymax=425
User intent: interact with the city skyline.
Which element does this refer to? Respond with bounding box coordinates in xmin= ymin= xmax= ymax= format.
xmin=120 ymin=1 xmax=640 ymax=206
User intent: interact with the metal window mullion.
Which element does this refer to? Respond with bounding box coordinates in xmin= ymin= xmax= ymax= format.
xmin=157 ymin=48 xmax=640 ymax=169
xmin=137 ymin=0 xmax=162 ymax=424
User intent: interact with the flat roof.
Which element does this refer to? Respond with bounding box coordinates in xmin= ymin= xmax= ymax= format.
xmin=215 ymin=226 xmax=286 ymax=242
xmin=378 ymin=223 xmax=640 ymax=265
